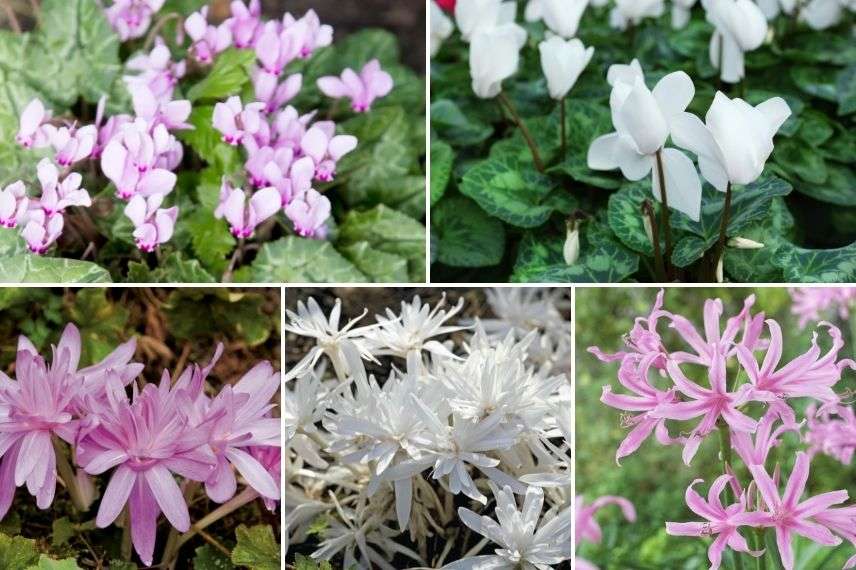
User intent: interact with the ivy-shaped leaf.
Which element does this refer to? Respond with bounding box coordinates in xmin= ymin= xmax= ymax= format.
xmin=0 ymin=256 xmax=111 ymax=283
xmin=337 ymin=205 xmax=426 ymax=280
xmin=724 ymin=197 xmax=793 ymax=282
xmin=231 ymin=525 xmax=280 ymax=570
xmin=244 ymin=237 xmax=368 ymax=283
xmin=773 ymin=241 xmax=856 ymax=282
xmin=430 ymin=140 xmax=454 ymax=206
xmin=187 ymin=48 xmax=256 ymax=102
xmin=340 ymin=242 xmax=410 ymax=282
xmin=432 ymin=195 xmax=505 ymax=267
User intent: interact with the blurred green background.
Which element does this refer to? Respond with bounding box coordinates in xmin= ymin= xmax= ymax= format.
xmin=576 ymin=287 xmax=856 ymax=570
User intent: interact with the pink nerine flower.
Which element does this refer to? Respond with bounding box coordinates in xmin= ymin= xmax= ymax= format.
xmin=35 ymin=158 xmax=92 ymax=215
xmin=317 ymin=59 xmax=394 ymax=112
xmin=77 ymin=375 xmax=216 ymax=566
xmin=812 ymin=505 xmax=856 ymax=569
xmin=576 ymin=495 xmax=636 ymax=570
xmin=213 ymin=97 xmax=265 ymax=146
xmin=253 ymin=70 xmax=302 ymax=114
xmin=227 ymin=0 xmax=262 ymax=48
xmin=735 ymin=320 xmax=855 ymax=403
xmin=599 ymin=353 xmax=680 ymax=463
xmin=0 ymin=181 xmax=28 ymax=228
xmin=749 ymin=453 xmax=849 ymax=570
xmin=589 ymin=288 xmax=669 ymax=368
xmin=124 ymin=194 xmax=178 ymax=252
xmin=654 ymin=350 xmax=758 ymax=465
xmin=731 ymin=407 xmax=800 ymax=467
xmin=804 ymin=404 xmax=856 ymax=465
xmin=666 ymin=476 xmax=766 ymax=570
xmin=0 ymin=325 xmax=84 ymax=518
xmin=16 ymin=99 xmax=52 ymax=149
xmin=300 ymin=123 xmax=358 ymax=182
xmin=22 ymin=210 xmax=63 ymax=254
xmin=215 ymin=181 xmax=281 ymax=238
xmin=185 ymin=6 xmax=233 ymax=64
xmin=104 ymin=0 xmax=165 ymax=42
xmin=285 ymin=188 xmax=330 ymax=238
xmin=790 ymin=287 xmax=856 ymax=329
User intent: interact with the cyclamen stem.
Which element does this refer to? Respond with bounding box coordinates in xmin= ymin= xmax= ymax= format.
xmin=560 ymin=96 xmax=567 ymax=161
xmin=223 ymin=238 xmax=246 ymax=283
xmin=52 ymin=437 xmax=89 ymax=513
xmin=497 ymin=92 xmax=545 ymax=173
xmin=714 ymin=181 xmax=733 ymax=277
xmin=143 ymin=12 xmax=182 ymax=52
xmin=642 ymin=201 xmax=666 ymax=282
xmin=653 ymin=149 xmax=673 ymax=280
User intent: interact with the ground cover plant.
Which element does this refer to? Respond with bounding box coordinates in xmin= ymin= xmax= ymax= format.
xmin=576 ymin=286 xmax=856 ymax=569
xmin=284 ymin=287 xmax=571 ymax=569
xmin=430 ymin=0 xmax=856 ymax=283
xmin=0 ymin=0 xmax=426 ymax=283
xmin=0 ymin=287 xmax=281 ymax=568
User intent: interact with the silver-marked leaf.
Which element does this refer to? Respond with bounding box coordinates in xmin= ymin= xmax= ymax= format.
xmin=245 ymin=237 xmax=368 ymax=283
xmin=773 ymin=241 xmax=856 ymax=282
xmin=0 ymin=256 xmax=111 ymax=283
xmin=432 ymin=195 xmax=505 ymax=267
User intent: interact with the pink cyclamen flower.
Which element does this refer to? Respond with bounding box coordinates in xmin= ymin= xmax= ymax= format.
xmin=284 ymin=9 xmax=333 ymax=58
xmin=16 ymin=99 xmax=52 ymax=149
xmin=254 ymin=70 xmax=302 ymax=114
xmin=0 ymin=325 xmax=84 ymax=518
xmin=300 ymin=123 xmax=358 ymax=182
xmin=202 ymin=362 xmax=281 ymax=503
xmin=101 ymin=121 xmax=178 ymax=199
xmin=668 ymin=295 xmax=763 ymax=367
xmin=790 ymin=287 xmax=856 ymax=329
xmin=124 ymin=39 xmax=186 ymax=103
xmin=265 ymin=154 xmax=314 ymax=206
xmin=124 ymin=194 xmax=178 ymax=252
xmin=213 ymin=97 xmax=265 ymax=146
xmin=576 ymin=495 xmax=636 ymax=570
xmin=268 ymin=105 xmax=314 ymax=153
xmin=227 ymin=0 xmax=262 ymax=48
xmin=255 ymin=20 xmax=303 ymax=76
xmin=804 ymin=404 xmax=856 ymax=465
xmin=77 ymin=376 xmax=216 ymax=566
xmin=317 ymin=59 xmax=394 ymax=112
xmin=132 ymin=85 xmax=192 ymax=132
xmin=749 ymin=452 xmax=849 ymax=570
xmin=104 ymin=0 xmax=165 ymax=42
xmin=285 ymin=188 xmax=331 ymax=238
xmin=0 ymin=181 xmax=28 ymax=228
xmin=215 ymin=181 xmax=281 ymax=238
xmin=599 ymin=353 xmax=680 ymax=463
xmin=36 ymin=158 xmax=92 ymax=215
xmin=184 ymin=7 xmax=233 ymax=64
xmin=22 ymin=210 xmax=63 ymax=254
xmin=91 ymin=97 xmax=132 ymax=160
xmin=655 ymin=350 xmax=758 ymax=465
xmin=589 ymin=288 xmax=669 ymax=369
xmin=735 ymin=320 xmax=855 ymax=403
xmin=48 ymin=124 xmax=97 ymax=167
xmin=666 ymin=476 xmax=766 ymax=570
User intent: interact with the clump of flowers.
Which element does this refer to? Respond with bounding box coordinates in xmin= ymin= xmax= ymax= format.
xmin=285 ymin=288 xmax=571 ymax=569
xmin=589 ymin=289 xmax=856 ymax=569
xmin=0 ymin=324 xmax=280 ymax=566
xmin=790 ymin=287 xmax=856 ymax=329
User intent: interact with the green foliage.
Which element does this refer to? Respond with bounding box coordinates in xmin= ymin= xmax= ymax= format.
xmin=0 ymin=534 xmax=39 ymax=570
xmin=293 ymin=555 xmax=334 ymax=570
xmin=231 ymin=525 xmax=279 ymax=570
xmin=163 ymin=289 xmax=278 ymax=346
xmin=193 ymin=545 xmax=235 ymax=570
xmin=187 ymin=48 xmax=256 ymax=102
xmin=432 ymin=6 xmax=856 ymax=282
xmin=241 ymin=237 xmax=368 ymax=283
xmin=0 ymin=256 xmax=111 ymax=283
xmin=432 ymin=195 xmax=505 ymax=267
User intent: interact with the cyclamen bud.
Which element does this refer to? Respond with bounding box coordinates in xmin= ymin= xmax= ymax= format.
xmin=728 ymin=237 xmax=764 ymax=249
xmin=563 ymin=221 xmax=580 ymax=266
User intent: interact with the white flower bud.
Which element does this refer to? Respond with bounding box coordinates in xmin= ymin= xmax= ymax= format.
xmin=728 ymin=236 xmax=765 ymax=249
xmin=563 ymin=223 xmax=580 ymax=265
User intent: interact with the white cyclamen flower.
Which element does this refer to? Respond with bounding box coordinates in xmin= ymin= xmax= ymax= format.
xmin=671 ymin=91 xmax=791 ymax=190
xmin=469 ymin=23 xmax=528 ymax=99
xmin=455 ymin=0 xmax=517 ymax=41
xmin=431 ymin=1 xmax=455 ymax=56
xmin=610 ymin=0 xmax=665 ymax=30
xmin=539 ymin=0 xmax=589 ymax=38
xmin=756 ymin=0 xmax=797 ymax=19
xmin=703 ymin=0 xmax=768 ymax=83
xmin=539 ymin=37 xmax=594 ymax=100
xmin=672 ymin=0 xmax=699 ymax=28
xmin=800 ymin=0 xmax=854 ymax=29
xmin=587 ymin=60 xmax=703 ymax=221
xmin=442 ymin=485 xmax=572 ymax=569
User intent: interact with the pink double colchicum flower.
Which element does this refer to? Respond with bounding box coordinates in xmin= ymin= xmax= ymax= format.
xmin=318 ymin=59 xmax=395 ymax=112
xmin=124 ymin=194 xmax=178 ymax=252
xmin=104 ymin=0 xmax=165 ymax=41
xmin=591 ymin=289 xmax=856 ymax=567
xmin=215 ymin=180 xmax=281 ymax=238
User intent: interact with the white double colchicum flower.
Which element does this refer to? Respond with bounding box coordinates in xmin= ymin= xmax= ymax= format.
xmin=469 ymin=23 xmax=528 ymax=99
xmin=455 ymin=0 xmax=517 ymax=41
xmin=431 ymin=1 xmax=455 ymax=56
xmin=702 ymin=0 xmax=768 ymax=84
xmin=671 ymin=91 xmax=791 ymax=191
xmin=539 ymin=37 xmax=594 ymax=100
xmin=587 ymin=60 xmax=703 ymax=221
